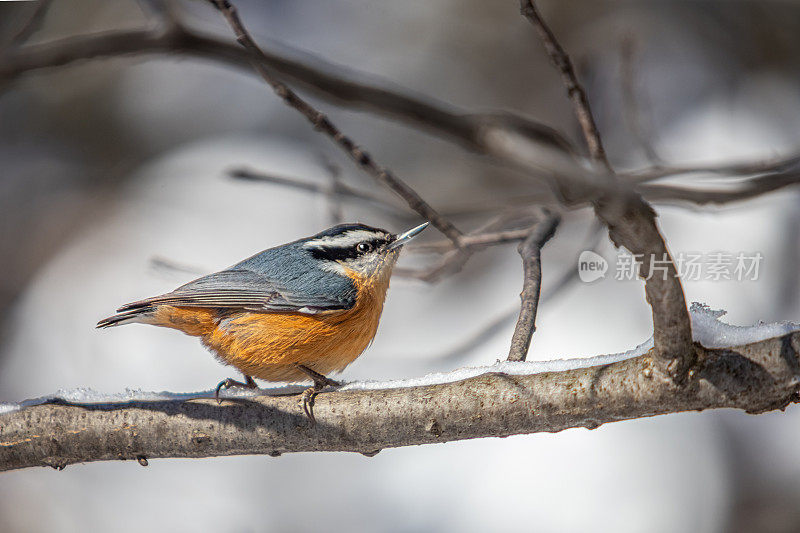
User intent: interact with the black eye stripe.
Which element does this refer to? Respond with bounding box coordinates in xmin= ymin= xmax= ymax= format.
xmin=308 ymin=246 xmax=359 ymax=262
xmin=307 ymin=236 xmax=389 ymax=261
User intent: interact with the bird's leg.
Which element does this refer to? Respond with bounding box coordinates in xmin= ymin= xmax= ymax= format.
xmin=215 ymin=374 xmax=258 ymax=403
xmin=295 ymin=364 xmax=341 ymax=426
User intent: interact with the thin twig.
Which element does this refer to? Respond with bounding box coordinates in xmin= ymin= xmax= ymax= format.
xmin=409 ymin=228 xmax=541 ymax=254
xmin=398 ymin=210 xmax=552 ymax=282
xmin=323 ymin=160 xmax=344 ymax=224
xmin=208 ymin=0 xmax=462 ymax=244
xmin=507 ymin=211 xmax=560 ymax=362
xmin=519 ymin=0 xmax=610 ymax=170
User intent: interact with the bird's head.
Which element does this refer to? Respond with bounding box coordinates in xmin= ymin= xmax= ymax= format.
xmin=302 ymin=222 xmax=428 ymax=282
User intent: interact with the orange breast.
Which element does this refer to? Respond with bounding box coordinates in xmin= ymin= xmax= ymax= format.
xmin=149 ymin=272 xmax=390 ymax=382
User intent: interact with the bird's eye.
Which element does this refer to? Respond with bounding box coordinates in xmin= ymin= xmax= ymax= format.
xmin=357 ymin=241 xmax=373 ymax=253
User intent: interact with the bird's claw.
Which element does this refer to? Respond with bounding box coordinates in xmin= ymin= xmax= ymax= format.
xmin=214 ymin=375 xmax=257 ymax=404
xmin=295 ymin=364 xmax=340 ymax=426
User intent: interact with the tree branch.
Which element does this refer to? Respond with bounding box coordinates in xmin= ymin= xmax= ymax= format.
xmin=507 ymin=211 xmax=559 ymax=361
xmin=2 ymin=332 xmax=798 ymax=472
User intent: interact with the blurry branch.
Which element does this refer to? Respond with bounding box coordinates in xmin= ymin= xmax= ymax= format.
xmin=0 ymin=20 xmax=580 ymax=191
xmin=519 ymin=0 xmax=610 ymax=170
xmin=626 ymin=153 xmax=800 ymax=205
xmin=619 ymin=36 xmax=663 ymax=166
xmin=638 ymin=171 xmax=800 ymax=206
xmin=507 ymin=210 xmax=559 ymax=362
xmin=135 ymin=0 xmax=181 ymax=26
xmin=2 ymin=332 xmax=799 ymax=472
xmin=624 ymin=153 xmax=800 ymax=184
xmin=208 ymin=0 xmax=463 ymax=244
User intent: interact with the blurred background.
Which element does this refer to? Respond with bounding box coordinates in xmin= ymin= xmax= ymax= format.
xmin=1 ymin=0 xmax=799 ymax=531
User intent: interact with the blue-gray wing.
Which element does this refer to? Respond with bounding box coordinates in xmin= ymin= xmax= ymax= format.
xmin=116 ymin=268 xmax=356 ymax=314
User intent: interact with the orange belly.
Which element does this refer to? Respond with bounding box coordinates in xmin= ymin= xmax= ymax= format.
xmin=148 ymin=274 xmax=388 ymax=382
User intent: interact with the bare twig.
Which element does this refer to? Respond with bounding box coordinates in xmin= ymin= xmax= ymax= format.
xmin=149 ymin=256 xmax=206 ymax=277
xmin=2 ymin=332 xmax=799 ymax=471
xmin=230 ymin=168 xmax=406 ymax=215
xmin=507 ymin=211 xmax=560 ymax=361
xmin=409 ymin=228 xmax=542 ymax=254
xmin=398 ymin=210 xmax=553 ymax=282
xmin=323 ymin=160 xmax=345 ymax=224
xmin=519 ymin=0 xmax=610 ymax=170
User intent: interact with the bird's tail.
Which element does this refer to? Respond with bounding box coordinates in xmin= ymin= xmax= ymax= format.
xmin=96 ymin=306 xmax=155 ymax=328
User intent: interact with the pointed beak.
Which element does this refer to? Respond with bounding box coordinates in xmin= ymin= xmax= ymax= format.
xmin=388 ymin=222 xmax=429 ymax=250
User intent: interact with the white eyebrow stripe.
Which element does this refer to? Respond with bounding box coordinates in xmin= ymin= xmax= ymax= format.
xmin=304 ymin=230 xmax=386 ymax=249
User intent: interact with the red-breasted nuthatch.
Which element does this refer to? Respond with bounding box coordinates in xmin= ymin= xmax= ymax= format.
xmin=97 ymin=221 xmax=428 ymax=420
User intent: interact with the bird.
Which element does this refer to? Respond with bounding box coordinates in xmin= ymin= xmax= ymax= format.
xmin=97 ymin=221 xmax=429 ymax=422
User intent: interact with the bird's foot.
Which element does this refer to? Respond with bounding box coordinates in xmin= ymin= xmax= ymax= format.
xmin=214 ymin=374 xmax=257 ymax=404
xmin=295 ymin=364 xmax=340 ymax=426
